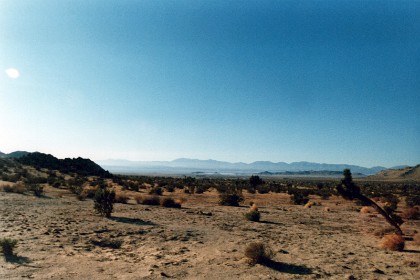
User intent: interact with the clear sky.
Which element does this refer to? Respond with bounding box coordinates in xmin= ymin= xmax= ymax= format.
xmin=1 ymin=1 xmax=419 ymax=167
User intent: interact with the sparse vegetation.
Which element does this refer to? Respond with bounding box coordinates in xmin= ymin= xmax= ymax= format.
xmin=94 ymin=188 xmax=116 ymax=218
xmin=244 ymin=242 xmax=274 ymax=265
xmin=0 ymin=238 xmax=18 ymax=256
xmin=244 ymin=208 xmax=261 ymax=222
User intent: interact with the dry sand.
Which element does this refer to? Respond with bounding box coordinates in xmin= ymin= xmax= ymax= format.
xmin=1 ymin=184 xmax=419 ymax=279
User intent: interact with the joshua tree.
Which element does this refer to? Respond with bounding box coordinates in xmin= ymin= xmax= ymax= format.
xmin=337 ymin=169 xmax=402 ymax=235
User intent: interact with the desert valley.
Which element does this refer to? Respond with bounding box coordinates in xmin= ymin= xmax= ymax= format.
xmin=0 ymin=152 xmax=419 ymax=279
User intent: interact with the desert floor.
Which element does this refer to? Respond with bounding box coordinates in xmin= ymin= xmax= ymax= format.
xmin=1 ymin=184 xmax=419 ymax=279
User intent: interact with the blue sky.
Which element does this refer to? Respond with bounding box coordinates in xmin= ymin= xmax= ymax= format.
xmin=0 ymin=0 xmax=419 ymax=167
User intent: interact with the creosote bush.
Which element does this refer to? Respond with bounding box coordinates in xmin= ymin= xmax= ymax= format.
xmin=94 ymin=188 xmax=115 ymax=218
xmin=0 ymin=238 xmax=18 ymax=256
xmin=244 ymin=242 xmax=274 ymax=265
xmin=379 ymin=234 xmax=405 ymax=251
xmin=160 ymin=197 xmax=181 ymax=208
xmin=219 ymin=191 xmax=244 ymax=206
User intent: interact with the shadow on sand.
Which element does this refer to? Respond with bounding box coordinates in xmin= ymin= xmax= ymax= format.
xmin=109 ymin=216 xmax=157 ymax=226
xmin=262 ymin=259 xmax=312 ymax=275
xmin=259 ymin=220 xmax=284 ymax=226
xmin=4 ymin=254 xmax=31 ymax=265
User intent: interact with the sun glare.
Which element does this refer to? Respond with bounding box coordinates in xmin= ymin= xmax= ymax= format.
xmin=5 ymin=68 xmax=20 ymax=79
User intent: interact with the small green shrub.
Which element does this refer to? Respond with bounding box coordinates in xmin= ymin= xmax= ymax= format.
xmin=0 ymin=238 xmax=18 ymax=256
xmin=244 ymin=242 xmax=274 ymax=264
xmin=94 ymin=188 xmax=115 ymax=218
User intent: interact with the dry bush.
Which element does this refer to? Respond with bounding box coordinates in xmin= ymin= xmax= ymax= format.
xmin=379 ymin=234 xmax=405 ymax=251
xmin=160 ymin=197 xmax=181 ymax=208
xmin=115 ymin=192 xmax=129 ymax=204
xmin=244 ymin=242 xmax=274 ymax=265
xmin=401 ymin=207 xmax=419 ymax=220
xmin=360 ymin=206 xmax=371 ymax=214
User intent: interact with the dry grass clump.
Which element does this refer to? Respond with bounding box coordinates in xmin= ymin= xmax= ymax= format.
xmin=244 ymin=242 xmax=274 ymax=265
xmin=379 ymin=234 xmax=405 ymax=251
xmin=360 ymin=206 xmax=371 ymax=214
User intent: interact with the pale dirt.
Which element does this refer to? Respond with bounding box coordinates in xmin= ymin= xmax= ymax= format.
xmin=1 ymin=184 xmax=419 ymax=280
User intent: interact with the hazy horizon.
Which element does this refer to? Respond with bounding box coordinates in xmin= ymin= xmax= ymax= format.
xmin=1 ymin=1 xmax=419 ymax=168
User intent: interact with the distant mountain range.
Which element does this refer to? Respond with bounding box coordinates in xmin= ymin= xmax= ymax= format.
xmin=96 ymin=158 xmax=401 ymax=176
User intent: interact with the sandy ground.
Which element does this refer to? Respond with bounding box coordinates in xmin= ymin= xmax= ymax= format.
xmin=1 ymin=184 xmax=419 ymax=280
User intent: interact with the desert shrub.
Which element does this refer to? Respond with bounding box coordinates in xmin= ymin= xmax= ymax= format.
xmin=289 ymin=189 xmax=310 ymax=205
xmin=115 ymin=192 xmax=129 ymax=204
xmin=219 ymin=191 xmax=243 ymax=206
xmin=160 ymin=197 xmax=181 ymax=208
xmin=244 ymin=242 xmax=274 ymax=265
xmin=195 ymin=185 xmax=207 ymax=194
xmin=379 ymin=234 xmax=405 ymax=251
xmin=91 ymin=237 xmax=122 ymax=249
xmin=28 ymin=184 xmax=44 ymax=197
xmin=94 ymin=188 xmax=115 ymax=218
xmin=381 ymin=195 xmax=400 ymax=214
xmin=141 ymin=196 xmax=160 ymax=206
xmin=406 ymin=195 xmax=420 ymax=207
xmin=245 ymin=204 xmax=260 ymax=221
xmin=256 ymin=184 xmax=270 ymax=194
xmin=165 ymin=185 xmax=175 ymax=192
xmin=401 ymin=207 xmax=419 ymax=220
xmin=149 ymin=187 xmax=163 ymax=196
xmin=0 ymin=238 xmax=18 ymax=256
